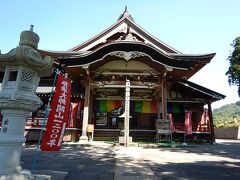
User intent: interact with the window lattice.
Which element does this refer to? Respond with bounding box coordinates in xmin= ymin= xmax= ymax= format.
xmin=21 ymin=70 xmax=34 ymax=88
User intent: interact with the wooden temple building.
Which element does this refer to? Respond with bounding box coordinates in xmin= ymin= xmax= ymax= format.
xmin=1 ymin=9 xmax=225 ymax=143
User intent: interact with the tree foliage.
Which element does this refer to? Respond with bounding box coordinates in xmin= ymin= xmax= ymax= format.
xmin=226 ymin=36 xmax=240 ymax=96
xmin=213 ymin=101 xmax=240 ymax=127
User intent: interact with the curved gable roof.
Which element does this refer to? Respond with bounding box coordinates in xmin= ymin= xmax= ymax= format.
xmin=38 ymin=9 xmax=216 ymax=80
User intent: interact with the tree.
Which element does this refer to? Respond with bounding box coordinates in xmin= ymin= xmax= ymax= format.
xmin=236 ymin=101 xmax=240 ymax=106
xmin=226 ymin=36 xmax=240 ymax=96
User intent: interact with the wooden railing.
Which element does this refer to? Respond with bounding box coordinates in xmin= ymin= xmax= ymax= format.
xmin=25 ymin=118 xmax=47 ymax=127
xmin=174 ymin=123 xmax=210 ymax=132
xmin=20 ymin=118 xmax=211 ymax=133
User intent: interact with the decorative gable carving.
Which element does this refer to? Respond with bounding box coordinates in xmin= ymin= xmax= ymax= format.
xmin=109 ymin=51 xmax=146 ymax=61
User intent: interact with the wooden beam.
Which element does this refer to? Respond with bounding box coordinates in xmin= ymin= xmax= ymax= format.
xmin=91 ymin=80 xmax=160 ymax=89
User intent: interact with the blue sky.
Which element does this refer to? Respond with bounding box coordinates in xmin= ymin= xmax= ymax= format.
xmin=1 ymin=0 xmax=240 ymax=109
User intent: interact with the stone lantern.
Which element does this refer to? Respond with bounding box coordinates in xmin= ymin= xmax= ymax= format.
xmin=0 ymin=26 xmax=53 ymax=178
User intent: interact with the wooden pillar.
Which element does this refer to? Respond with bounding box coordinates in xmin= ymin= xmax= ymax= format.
xmin=157 ymin=100 xmax=161 ymax=119
xmin=156 ymin=89 xmax=161 ymax=119
xmin=79 ymin=78 xmax=91 ymax=141
xmin=88 ymin=87 xmax=94 ymax=124
xmin=208 ymin=101 xmax=215 ymax=144
xmin=161 ymin=74 xmax=167 ymax=120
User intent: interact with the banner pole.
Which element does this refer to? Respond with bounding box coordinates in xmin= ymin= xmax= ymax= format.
xmin=183 ymin=133 xmax=186 ymax=144
xmin=31 ymin=69 xmax=59 ymax=173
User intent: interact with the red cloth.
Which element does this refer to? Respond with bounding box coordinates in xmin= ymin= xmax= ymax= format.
xmin=185 ymin=111 xmax=192 ymax=136
xmin=41 ymin=74 xmax=71 ymax=151
xmin=168 ymin=114 xmax=176 ymax=133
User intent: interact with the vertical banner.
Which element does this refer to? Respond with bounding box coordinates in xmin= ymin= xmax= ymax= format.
xmin=68 ymin=103 xmax=78 ymax=128
xmin=205 ymin=108 xmax=210 ymax=132
xmin=41 ymin=74 xmax=71 ymax=151
xmin=76 ymin=101 xmax=83 ymax=128
xmin=168 ymin=114 xmax=175 ymax=133
xmin=198 ymin=108 xmax=210 ymax=132
xmin=185 ymin=111 xmax=192 ymax=136
xmin=198 ymin=110 xmax=205 ymax=131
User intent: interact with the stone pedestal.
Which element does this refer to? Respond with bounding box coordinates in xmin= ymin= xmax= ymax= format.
xmin=79 ymin=135 xmax=89 ymax=144
xmin=0 ymin=109 xmax=29 ymax=175
xmin=0 ymin=170 xmax=52 ymax=180
xmin=118 ymin=136 xmax=132 ymax=144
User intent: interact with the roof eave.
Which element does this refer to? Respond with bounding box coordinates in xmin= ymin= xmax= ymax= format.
xmin=57 ymin=41 xmax=208 ymax=70
xmin=178 ymin=80 xmax=226 ymax=101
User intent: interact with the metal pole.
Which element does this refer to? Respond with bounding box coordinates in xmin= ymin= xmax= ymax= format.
xmin=31 ymin=69 xmax=59 ymax=173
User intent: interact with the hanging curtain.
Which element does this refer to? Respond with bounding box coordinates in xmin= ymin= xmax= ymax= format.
xmin=96 ymin=100 xmax=122 ymax=113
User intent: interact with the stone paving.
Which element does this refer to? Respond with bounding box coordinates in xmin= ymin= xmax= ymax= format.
xmin=21 ymin=143 xmax=116 ymax=180
xmin=20 ymin=139 xmax=240 ymax=180
xmin=114 ymin=147 xmax=158 ymax=180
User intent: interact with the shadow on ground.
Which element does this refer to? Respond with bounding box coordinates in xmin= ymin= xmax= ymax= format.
xmin=21 ymin=145 xmax=116 ymax=180
xmin=21 ymin=141 xmax=240 ymax=180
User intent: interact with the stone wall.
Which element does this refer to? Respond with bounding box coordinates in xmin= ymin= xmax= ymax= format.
xmin=215 ymin=127 xmax=240 ymax=139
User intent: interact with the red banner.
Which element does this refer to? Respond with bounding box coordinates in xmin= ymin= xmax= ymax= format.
xmin=41 ymin=74 xmax=71 ymax=151
xmin=198 ymin=108 xmax=210 ymax=132
xmin=68 ymin=102 xmax=78 ymax=128
xmin=205 ymin=109 xmax=210 ymax=131
xmin=168 ymin=114 xmax=176 ymax=133
xmin=185 ymin=111 xmax=192 ymax=136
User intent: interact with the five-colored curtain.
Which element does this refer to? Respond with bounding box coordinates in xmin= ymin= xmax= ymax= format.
xmin=94 ymin=100 xmax=181 ymax=113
